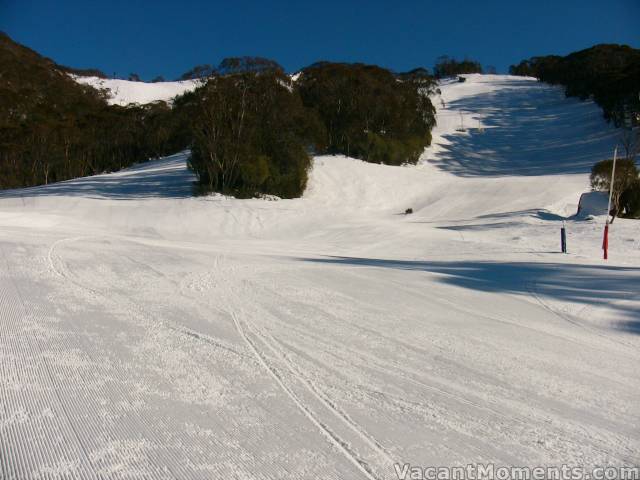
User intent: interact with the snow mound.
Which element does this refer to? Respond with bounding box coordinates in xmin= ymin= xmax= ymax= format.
xmin=577 ymin=191 xmax=609 ymax=218
xmin=305 ymin=155 xmax=429 ymax=212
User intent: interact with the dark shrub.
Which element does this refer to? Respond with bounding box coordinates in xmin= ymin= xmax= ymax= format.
xmin=296 ymin=62 xmax=436 ymax=166
xmin=620 ymin=179 xmax=640 ymax=218
xmin=187 ymin=67 xmax=314 ymax=198
xmin=590 ymin=158 xmax=639 ymax=220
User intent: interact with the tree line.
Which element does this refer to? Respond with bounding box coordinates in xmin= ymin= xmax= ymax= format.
xmin=1 ymin=32 xmax=438 ymax=198
xmin=433 ymin=56 xmax=483 ymax=78
xmin=509 ymin=44 xmax=640 ymax=127
xmin=0 ymin=32 xmax=190 ymax=189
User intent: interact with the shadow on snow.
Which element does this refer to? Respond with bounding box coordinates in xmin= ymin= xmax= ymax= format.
xmin=432 ymin=80 xmax=618 ymax=177
xmin=432 ymin=209 xmax=569 ymax=232
xmin=0 ymin=154 xmax=196 ymax=200
xmin=300 ymin=255 xmax=640 ymax=330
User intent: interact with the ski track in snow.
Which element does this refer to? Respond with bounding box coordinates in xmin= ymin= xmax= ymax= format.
xmin=213 ymin=252 xmax=396 ymax=479
xmin=1 ymin=74 xmax=639 ymax=478
xmin=526 ymin=281 xmax=639 ymax=353
xmin=231 ymin=311 xmax=381 ymax=480
xmin=45 ymin=236 xmax=370 ymax=478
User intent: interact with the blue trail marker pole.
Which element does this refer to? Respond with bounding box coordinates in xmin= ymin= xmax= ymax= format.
xmin=561 ymin=221 xmax=567 ymax=254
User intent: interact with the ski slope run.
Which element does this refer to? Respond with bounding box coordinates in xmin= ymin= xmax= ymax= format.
xmin=72 ymin=75 xmax=199 ymax=106
xmin=0 ymin=75 xmax=638 ymax=479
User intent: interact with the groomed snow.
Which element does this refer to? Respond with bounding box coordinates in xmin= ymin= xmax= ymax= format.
xmin=1 ymin=75 xmax=638 ymax=478
xmin=72 ymin=75 xmax=200 ymax=105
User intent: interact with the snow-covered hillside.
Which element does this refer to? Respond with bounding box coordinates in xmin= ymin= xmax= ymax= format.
xmin=1 ymin=75 xmax=638 ymax=479
xmin=72 ymin=75 xmax=199 ymax=105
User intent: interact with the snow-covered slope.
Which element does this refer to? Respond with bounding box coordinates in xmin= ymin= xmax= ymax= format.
xmin=73 ymin=75 xmax=199 ymax=105
xmin=1 ymin=75 xmax=638 ymax=478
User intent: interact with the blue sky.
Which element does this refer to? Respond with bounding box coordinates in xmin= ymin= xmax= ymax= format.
xmin=2 ymin=0 xmax=639 ymax=80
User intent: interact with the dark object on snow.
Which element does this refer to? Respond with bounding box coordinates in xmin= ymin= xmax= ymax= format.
xmin=561 ymin=223 xmax=567 ymax=253
xmin=405 ymin=208 xmax=413 ymax=215
xmin=457 ymin=76 xmax=466 ymax=83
